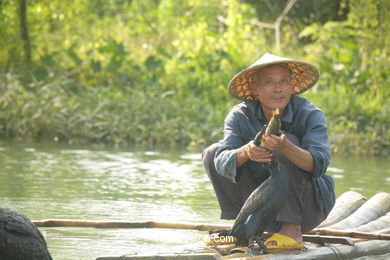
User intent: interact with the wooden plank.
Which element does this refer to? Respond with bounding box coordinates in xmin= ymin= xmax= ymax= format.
xmin=328 ymin=192 xmax=390 ymax=230
xmin=318 ymin=191 xmax=367 ymax=228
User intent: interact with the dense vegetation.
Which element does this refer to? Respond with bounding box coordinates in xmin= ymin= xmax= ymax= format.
xmin=0 ymin=0 xmax=388 ymax=156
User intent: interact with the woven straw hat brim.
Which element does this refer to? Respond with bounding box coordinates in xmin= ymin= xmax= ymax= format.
xmin=228 ymin=56 xmax=319 ymax=101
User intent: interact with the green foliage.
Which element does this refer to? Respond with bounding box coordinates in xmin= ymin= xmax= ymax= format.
xmin=300 ymin=0 xmax=389 ymax=156
xmin=0 ymin=0 xmax=388 ymax=155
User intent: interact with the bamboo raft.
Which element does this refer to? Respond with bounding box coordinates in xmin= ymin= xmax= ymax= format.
xmin=33 ymin=191 xmax=390 ymax=260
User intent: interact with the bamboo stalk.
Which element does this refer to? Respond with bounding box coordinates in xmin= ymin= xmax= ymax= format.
xmin=32 ymin=219 xmax=390 ymax=241
xmin=308 ymin=228 xmax=390 ymax=241
xmin=32 ymin=219 xmax=231 ymax=231
xmin=318 ymin=191 xmax=367 ymax=228
xmin=328 ymin=192 xmax=390 ymax=230
xmin=376 ymin=227 xmax=390 ymax=234
xmin=355 ymin=212 xmax=390 ymax=233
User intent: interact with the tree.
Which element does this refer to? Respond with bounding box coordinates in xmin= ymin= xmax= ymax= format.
xmin=19 ymin=0 xmax=31 ymax=63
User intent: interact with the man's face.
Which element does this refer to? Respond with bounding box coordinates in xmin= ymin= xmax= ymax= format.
xmin=254 ymin=65 xmax=292 ymax=111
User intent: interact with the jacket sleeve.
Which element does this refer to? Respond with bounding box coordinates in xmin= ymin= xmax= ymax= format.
xmin=213 ymin=108 xmax=245 ymax=183
xmin=300 ymin=109 xmax=331 ymax=179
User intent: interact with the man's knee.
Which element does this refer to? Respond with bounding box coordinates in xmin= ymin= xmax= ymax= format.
xmin=202 ymin=143 xmax=220 ymax=165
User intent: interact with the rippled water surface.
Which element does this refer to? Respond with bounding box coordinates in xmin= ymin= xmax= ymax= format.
xmin=0 ymin=141 xmax=389 ymax=259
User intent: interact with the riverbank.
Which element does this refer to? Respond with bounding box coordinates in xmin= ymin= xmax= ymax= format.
xmin=0 ymin=72 xmax=388 ymax=156
xmin=0 ymin=1 xmax=388 ymax=156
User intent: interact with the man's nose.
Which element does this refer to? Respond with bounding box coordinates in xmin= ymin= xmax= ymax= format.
xmin=274 ymin=82 xmax=282 ymax=92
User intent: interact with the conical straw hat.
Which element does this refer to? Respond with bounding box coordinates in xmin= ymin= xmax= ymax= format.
xmin=228 ymin=52 xmax=320 ymax=101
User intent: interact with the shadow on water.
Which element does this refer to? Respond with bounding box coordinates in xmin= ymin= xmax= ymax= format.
xmin=0 ymin=140 xmax=389 ymax=259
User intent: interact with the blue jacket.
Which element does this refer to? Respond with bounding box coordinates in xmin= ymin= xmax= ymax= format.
xmin=214 ymin=95 xmax=335 ymax=215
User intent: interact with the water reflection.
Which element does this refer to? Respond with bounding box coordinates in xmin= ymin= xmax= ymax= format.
xmin=0 ymin=141 xmax=389 ymax=260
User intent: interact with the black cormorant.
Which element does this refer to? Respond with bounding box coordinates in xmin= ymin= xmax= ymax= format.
xmin=229 ymin=162 xmax=288 ymax=255
xmin=0 ymin=208 xmax=52 ymax=260
xmin=229 ymin=108 xmax=289 ymax=255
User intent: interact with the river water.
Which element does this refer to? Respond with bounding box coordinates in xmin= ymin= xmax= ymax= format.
xmin=0 ymin=141 xmax=389 ymax=259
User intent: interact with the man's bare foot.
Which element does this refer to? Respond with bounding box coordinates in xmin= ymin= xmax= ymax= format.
xmin=265 ymin=223 xmax=303 ymax=246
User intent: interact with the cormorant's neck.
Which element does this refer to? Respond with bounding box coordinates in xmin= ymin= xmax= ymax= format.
xmin=270 ymin=163 xmax=288 ymax=181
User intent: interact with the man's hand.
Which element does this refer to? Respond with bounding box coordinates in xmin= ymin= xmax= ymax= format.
xmin=262 ymin=133 xmax=289 ymax=152
xmin=264 ymin=133 xmax=314 ymax=173
xmin=236 ymin=141 xmax=272 ymax=168
xmin=246 ymin=141 xmax=272 ymax=162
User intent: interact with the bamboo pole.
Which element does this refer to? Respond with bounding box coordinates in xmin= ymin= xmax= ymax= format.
xmin=328 ymin=192 xmax=390 ymax=230
xmin=32 ymin=219 xmax=390 ymax=241
xmin=307 ymin=228 xmax=390 ymax=241
xmin=354 ymin=212 xmax=390 ymax=233
xmin=377 ymin=227 xmax=390 ymax=234
xmin=318 ymin=191 xmax=367 ymax=228
xmin=32 ymin=220 xmax=231 ymax=231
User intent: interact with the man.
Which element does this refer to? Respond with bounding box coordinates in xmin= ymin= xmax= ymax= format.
xmin=203 ymin=52 xmax=335 ymax=249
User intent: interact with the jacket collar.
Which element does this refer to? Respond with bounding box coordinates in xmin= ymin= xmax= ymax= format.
xmin=248 ymin=97 xmax=294 ymax=124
